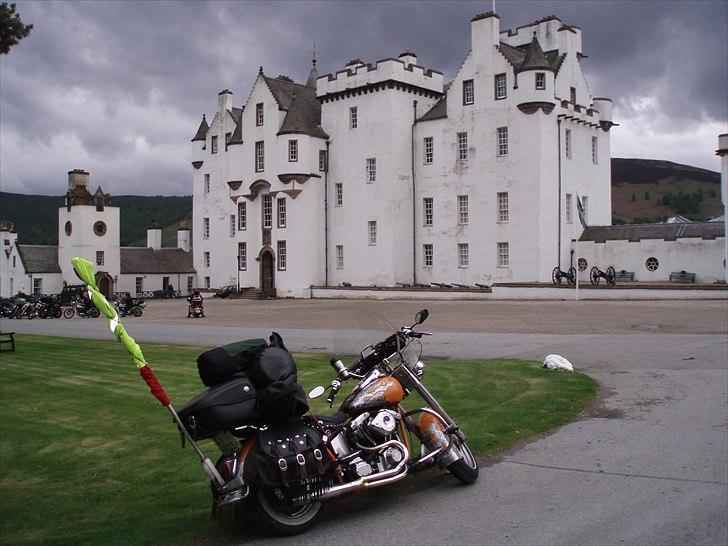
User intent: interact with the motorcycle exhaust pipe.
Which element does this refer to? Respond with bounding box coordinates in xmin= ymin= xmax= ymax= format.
xmin=317 ymin=440 xmax=409 ymax=501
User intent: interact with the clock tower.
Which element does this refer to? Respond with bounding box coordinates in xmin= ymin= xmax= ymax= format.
xmin=58 ymin=169 xmax=121 ymax=297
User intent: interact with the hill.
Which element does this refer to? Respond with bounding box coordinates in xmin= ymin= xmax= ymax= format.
xmin=611 ymin=158 xmax=722 ymax=223
xmin=0 ymin=193 xmax=191 ymax=246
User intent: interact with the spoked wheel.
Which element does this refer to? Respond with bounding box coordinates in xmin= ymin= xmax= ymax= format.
xmin=606 ymin=266 xmax=616 ymax=286
xmin=567 ymin=267 xmax=577 ymax=286
xmin=249 ymin=487 xmax=323 ymax=536
xmin=63 ymin=307 xmax=75 ymax=319
xmin=90 ymin=309 xmax=101 ymax=318
xmin=589 ymin=267 xmax=600 ymax=286
xmin=447 ymin=436 xmax=479 ymax=485
xmin=132 ymin=306 xmax=143 ymax=317
xmin=551 ymin=266 xmax=561 ymax=285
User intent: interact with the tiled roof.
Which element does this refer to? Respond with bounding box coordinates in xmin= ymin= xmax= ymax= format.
xmin=265 ymin=76 xmax=328 ymax=139
xmin=518 ymin=34 xmax=553 ymax=73
xmin=579 ymin=222 xmax=725 ymax=243
xmin=16 ymin=244 xmax=61 ymax=273
xmin=418 ymin=96 xmax=447 ymax=122
xmin=191 ymin=115 xmax=209 ymax=142
xmin=498 ymin=42 xmax=564 ymax=73
xmin=227 ymin=107 xmax=244 ymax=145
xmin=120 ymin=247 xmax=194 ymax=274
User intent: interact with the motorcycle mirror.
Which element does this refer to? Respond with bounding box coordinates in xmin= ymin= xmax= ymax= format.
xmin=308 ymin=386 xmax=326 ymax=399
xmin=414 ymin=309 xmax=429 ymax=325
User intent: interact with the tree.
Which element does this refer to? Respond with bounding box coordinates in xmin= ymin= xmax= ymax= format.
xmin=0 ymin=2 xmax=33 ymax=54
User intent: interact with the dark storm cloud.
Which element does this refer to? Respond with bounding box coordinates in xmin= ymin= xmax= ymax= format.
xmin=0 ymin=0 xmax=726 ymax=196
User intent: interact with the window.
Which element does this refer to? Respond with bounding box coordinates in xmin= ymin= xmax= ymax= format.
xmin=463 ymin=79 xmax=474 ymax=105
xmin=592 ymin=136 xmax=598 ymax=164
xmin=96 ymin=251 xmax=104 ymax=266
xmin=350 ymin=106 xmax=358 ymax=129
xmin=457 ymin=132 xmax=468 ymax=160
xmin=581 ymin=195 xmax=589 ymax=223
xmin=204 ymin=173 xmax=210 ymax=194
xmin=277 ymin=241 xmax=286 ymax=270
xmin=319 ymin=150 xmax=327 ymax=172
xmin=458 ymin=195 xmax=468 ymax=225
xmin=336 ymin=245 xmax=344 ymax=268
xmin=565 ymin=129 xmax=572 ymax=159
xmin=288 ymin=139 xmax=298 ymax=162
xmin=458 ymin=243 xmax=469 ymax=268
xmin=366 ymin=158 xmax=376 ymax=183
xmin=33 ymin=278 xmax=42 ymax=295
xmin=423 ymin=244 xmax=433 ymax=267
xmin=238 ymin=242 xmax=247 ymax=271
xmin=255 ymin=141 xmax=264 ymax=172
xmin=494 ymin=73 xmax=507 ymax=100
xmin=211 ymin=135 xmax=218 ymax=154
xmin=204 ymin=251 xmax=210 ymax=268
xmin=187 ymin=276 xmax=193 ymax=293
xmin=335 ymin=183 xmax=343 ymax=206
xmin=225 ymin=132 xmax=231 ymax=151
xmin=256 ymin=102 xmax=264 ymax=126
xmin=204 ymin=276 xmax=210 ymax=289
xmin=203 ymin=217 xmax=210 ymax=238
xmin=423 ymin=197 xmax=433 ymax=226
xmin=136 ymin=277 xmax=143 ymax=294
xmin=423 ymin=137 xmax=433 ymax=164
xmin=12 ymin=256 xmax=16 ymax=267
xmin=238 ymin=201 xmax=247 ymax=230
xmin=263 ymin=195 xmax=272 ymax=228
xmin=229 ymin=214 xmax=236 ymax=237
xmin=570 ymin=86 xmax=577 ymax=104
xmin=497 ymin=127 xmax=508 ymax=156
xmin=497 ymin=242 xmax=509 ymax=268
xmin=368 ymin=220 xmax=377 ymax=245
xmin=497 ymin=192 xmax=509 ymax=223
xmin=535 ymin=72 xmax=545 ymax=90
xmin=277 ymin=197 xmax=286 ymax=228
xmin=645 ymin=257 xmax=659 ymax=271
xmin=565 ymin=194 xmax=572 ymax=223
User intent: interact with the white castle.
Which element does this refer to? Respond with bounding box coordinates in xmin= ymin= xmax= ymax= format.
xmin=192 ymin=12 xmax=617 ymax=297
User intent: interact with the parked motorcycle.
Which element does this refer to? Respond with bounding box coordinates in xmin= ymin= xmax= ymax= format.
xmin=177 ymin=309 xmax=478 ymax=535
xmin=114 ymin=295 xmax=146 ymax=318
xmin=37 ymin=296 xmax=63 ymax=319
xmin=63 ymin=298 xmax=101 ymax=319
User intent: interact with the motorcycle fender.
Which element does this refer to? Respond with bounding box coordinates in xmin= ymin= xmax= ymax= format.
xmin=418 ymin=412 xmax=462 ymax=468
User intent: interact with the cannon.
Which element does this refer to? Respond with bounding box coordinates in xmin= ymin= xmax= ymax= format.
xmin=552 ymin=266 xmax=577 ymax=286
xmin=589 ymin=266 xmax=616 ymax=286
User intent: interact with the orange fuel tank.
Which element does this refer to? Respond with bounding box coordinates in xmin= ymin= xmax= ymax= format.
xmin=344 ymin=376 xmax=405 ymax=413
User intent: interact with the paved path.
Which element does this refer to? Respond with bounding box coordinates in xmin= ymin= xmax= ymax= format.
xmin=4 ymin=300 xmax=727 ymax=544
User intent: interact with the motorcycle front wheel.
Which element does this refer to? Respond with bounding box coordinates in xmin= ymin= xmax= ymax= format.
xmin=249 ymin=487 xmax=322 ymax=536
xmin=131 ymin=306 xmax=143 ymax=317
xmin=90 ymin=309 xmax=101 ymax=318
xmin=447 ymin=437 xmax=479 ymax=485
xmin=63 ymin=308 xmax=75 ymax=319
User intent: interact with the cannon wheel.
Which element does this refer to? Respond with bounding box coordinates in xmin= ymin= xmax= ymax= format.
xmin=606 ymin=266 xmax=616 ymax=286
xmin=589 ymin=267 xmax=600 ymax=286
xmin=552 ymin=266 xmax=562 ymax=285
xmin=567 ymin=267 xmax=577 ymax=286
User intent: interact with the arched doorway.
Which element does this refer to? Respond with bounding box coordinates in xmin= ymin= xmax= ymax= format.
xmin=259 ymin=249 xmax=275 ymax=293
xmin=95 ymin=272 xmax=114 ymax=299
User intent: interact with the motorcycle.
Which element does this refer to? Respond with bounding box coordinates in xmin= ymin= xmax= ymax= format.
xmin=187 ymin=299 xmax=204 ymax=318
xmin=37 ymin=296 xmax=63 ymax=319
xmin=115 ymin=296 xmax=146 ymax=318
xmin=177 ymin=309 xmax=478 ymax=535
xmin=63 ymin=298 xmax=101 ymax=319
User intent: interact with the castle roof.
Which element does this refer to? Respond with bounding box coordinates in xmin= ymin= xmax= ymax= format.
xmin=418 ymin=96 xmax=447 ymax=122
xmin=579 ymin=222 xmax=725 ymax=243
xmin=265 ymin=76 xmax=328 ymax=139
xmin=498 ymin=42 xmax=565 ymax=74
xmin=517 ymin=33 xmax=553 ymax=73
xmin=305 ymin=61 xmax=319 ymax=88
xmin=227 ymin=107 xmax=244 ymax=145
xmin=191 ymin=114 xmax=209 ymax=142
xmin=16 ymin=244 xmax=61 ymax=273
xmin=120 ymin=247 xmax=194 ymax=274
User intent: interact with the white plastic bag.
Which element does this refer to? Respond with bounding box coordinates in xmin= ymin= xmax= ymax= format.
xmin=542 ymin=354 xmax=574 ymax=372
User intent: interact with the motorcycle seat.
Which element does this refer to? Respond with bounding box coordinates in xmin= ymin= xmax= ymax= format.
xmin=314 ymin=411 xmax=347 ymax=427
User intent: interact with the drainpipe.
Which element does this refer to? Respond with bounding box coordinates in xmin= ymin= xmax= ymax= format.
xmin=324 ymin=140 xmax=330 ymax=287
xmin=557 ymin=118 xmax=563 ymax=270
xmin=411 ymin=100 xmax=418 ymax=285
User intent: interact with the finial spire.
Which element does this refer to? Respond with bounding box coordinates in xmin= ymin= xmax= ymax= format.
xmin=312 ymin=41 xmax=317 ymax=66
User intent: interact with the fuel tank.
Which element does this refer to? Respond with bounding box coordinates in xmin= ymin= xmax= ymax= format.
xmin=342 ymin=376 xmax=405 ymax=414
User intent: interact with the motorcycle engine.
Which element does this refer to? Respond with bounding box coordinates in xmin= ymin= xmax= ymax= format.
xmin=345 ymin=409 xmax=402 ymax=477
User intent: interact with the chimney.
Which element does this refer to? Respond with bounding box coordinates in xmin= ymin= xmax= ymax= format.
xmin=68 ymin=169 xmax=89 ymax=190
xmin=218 ymin=89 xmax=233 ymax=116
xmin=177 ymin=220 xmax=191 ymax=252
xmin=471 ymin=11 xmax=500 ymax=50
xmin=398 ymin=49 xmax=417 ymax=68
xmin=147 ymin=219 xmax=162 ymax=250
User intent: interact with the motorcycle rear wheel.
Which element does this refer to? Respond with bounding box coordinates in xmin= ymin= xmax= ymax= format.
xmin=249 ymin=487 xmax=322 ymax=536
xmin=131 ymin=306 xmax=143 ymax=317
xmin=447 ymin=437 xmax=479 ymax=485
xmin=63 ymin=308 xmax=75 ymax=319
xmin=90 ymin=309 xmax=101 ymax=318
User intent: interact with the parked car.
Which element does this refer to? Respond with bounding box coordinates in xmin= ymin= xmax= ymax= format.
xmin=212 ymin=285 xmax=237 ymax=299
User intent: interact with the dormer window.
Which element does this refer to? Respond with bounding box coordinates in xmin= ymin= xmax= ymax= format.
xmin=463 ymin=79 xmax=474 ymax=105
xmin=535 ymin=73 xmax=545 ymax=90
xmin=256 ymin=103 xmax=264 ymax=126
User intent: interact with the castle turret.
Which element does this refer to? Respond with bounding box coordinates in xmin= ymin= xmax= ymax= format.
xmin=191 ymin=114 xmax=208 ymax=169
xmin=514 ymin=33 xmax=556 ymax=114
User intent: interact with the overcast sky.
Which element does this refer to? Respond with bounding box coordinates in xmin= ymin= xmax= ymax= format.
xmin=1 ymin=0 xmax=726 ymax=196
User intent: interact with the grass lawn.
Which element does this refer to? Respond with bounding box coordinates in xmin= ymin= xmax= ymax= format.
xmin=0 ymin=335 xmax=597 ymax=545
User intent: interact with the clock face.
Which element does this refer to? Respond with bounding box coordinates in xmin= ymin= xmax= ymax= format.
xmin=93 ymin=221 xmax=107 ymax=236
xmin=65 ymin=221 xmax=72 ymax=236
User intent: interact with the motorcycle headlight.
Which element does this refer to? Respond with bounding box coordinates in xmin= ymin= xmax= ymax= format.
xmin=413 ymin=360 xmax=426 ymax=378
